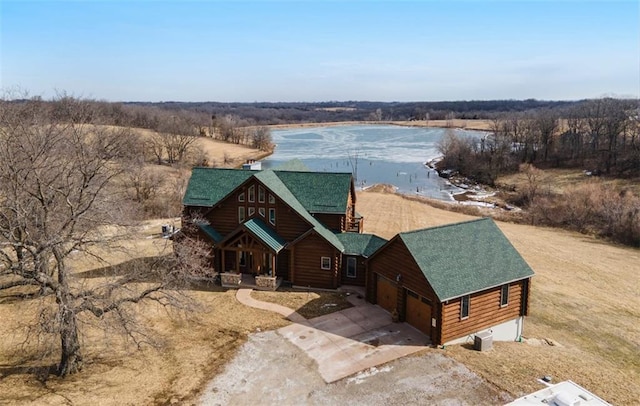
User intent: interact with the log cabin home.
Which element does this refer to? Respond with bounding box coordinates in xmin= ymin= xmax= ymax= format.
xmin=181 ymin=165 xmax=385 ymax=290
xmin=182 ymin=165 xmax=534 ymax=345
xmin=366 ymin=217 xmax=534 ymax=346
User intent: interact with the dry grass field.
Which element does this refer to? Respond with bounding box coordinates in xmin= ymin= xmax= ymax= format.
xmin=497 ymin=168 xmax=640 ymax=196
xmin=357 ymin=190 xmax=640 ymax=405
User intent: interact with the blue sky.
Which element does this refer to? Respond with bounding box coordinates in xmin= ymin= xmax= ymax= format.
xmin=1 ymin=1 xmax=638 ymax=102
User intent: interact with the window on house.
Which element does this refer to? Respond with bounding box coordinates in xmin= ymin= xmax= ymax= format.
xmin=268 ymin=194 xmax=275 ymax=204
xmin=269 ymin=208 xmax=276 ymax=225
xmin=460 ymin=295 xmax=470 ymax=320
xmin=248 ymin=185 xmax=255 ymax=202
xmin=238 ymin=192 xmax=245 ymax=202
xmin=321 ymin=256 xmax=331 ymax=270
xmin=258 ymin=186 xmax=265 ymax=203
xmin=238 ymin=206 xmax=245 ymax=223
xmin=259 ymin=207 xmax=265 ymax=217
xmin=248 ymin=207 xmax=255 ymax=217
xmin=501 ymin=284 xmax=509 ymax=307
xmin=346 ymin=257 xmax=357 ymax=278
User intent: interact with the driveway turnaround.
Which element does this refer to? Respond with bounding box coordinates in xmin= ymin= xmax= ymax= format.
xmin=199 ymin=331 xmax=512 ymax=405
xmin=237 ymin=288 xmax=430 ymax=383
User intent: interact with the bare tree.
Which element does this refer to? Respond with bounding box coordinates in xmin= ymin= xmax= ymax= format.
xmin=250 ymin=126 xmax=274 ymax=151
xmin=147 ymin=132 xmax=166 ymax=165
xmin=0 ymin=96 xmax=198 ymax=377
xmin=533 ymin=108 xmax=559 ymax=162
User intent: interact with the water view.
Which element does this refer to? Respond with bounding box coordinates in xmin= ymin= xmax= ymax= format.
xmin=264 ymin=125 xmax=486 ymax=201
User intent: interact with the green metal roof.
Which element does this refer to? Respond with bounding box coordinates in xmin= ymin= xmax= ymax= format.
xmin=196 ymin=222 xmax=223 ymax=243
xmin=243 ymin=218 xmax=287 ymax=253
xmin=336 ymin=233 xmax=387 ymax=257
xmin=182 ymin=168 xmax=253 ymax=207
xmin=399 ymin=218 xmax=535 ymax=301
xmin=273 ymin=170 xmax=352 ymax=214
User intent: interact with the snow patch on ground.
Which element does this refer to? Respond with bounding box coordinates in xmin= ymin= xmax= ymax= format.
xmin=346 ymin=366 xmax=393 ymax=385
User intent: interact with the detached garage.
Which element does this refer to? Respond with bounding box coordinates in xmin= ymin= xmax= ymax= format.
xmin=366 ymin=218 xmax=534 ymax=346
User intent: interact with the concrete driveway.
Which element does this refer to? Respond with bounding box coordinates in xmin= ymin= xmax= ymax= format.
xmin=278 ymin=293 xmax=430 ymax=383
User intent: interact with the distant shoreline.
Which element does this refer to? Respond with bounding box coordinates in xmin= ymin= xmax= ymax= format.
xmin=263 ymin=119 xmax=493 ymax=132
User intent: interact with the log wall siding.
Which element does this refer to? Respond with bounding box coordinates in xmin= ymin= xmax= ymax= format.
xmin=274 ymin=199 xmax=312 ymax=241
xmin=366 ymin=238 xmax=439 ymax=309
xmin=340 ymin=255 xmax=367 ymax=286
xmin=205 ymin=201 xmax=241 ymax=236
xmin=292 ymin=233 xmax=339 ymax=289
xmin=314 ymin=213 xmax=344 ymax=232
xmin=276 ymin=250 xmax=290 ymax=280
xmin=440 ymin=281 xmax=525 ymax=344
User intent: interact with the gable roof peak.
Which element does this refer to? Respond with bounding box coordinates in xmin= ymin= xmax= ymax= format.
xmin=397 ymin=217 xmax=534 ymax=302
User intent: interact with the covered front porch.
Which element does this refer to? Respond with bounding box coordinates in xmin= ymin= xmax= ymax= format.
xmin=218 ymin=218 xmax=287 ymax=291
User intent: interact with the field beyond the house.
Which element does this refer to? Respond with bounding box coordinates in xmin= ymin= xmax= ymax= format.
xmin=357 ymin=190 xmax=639 ymax=405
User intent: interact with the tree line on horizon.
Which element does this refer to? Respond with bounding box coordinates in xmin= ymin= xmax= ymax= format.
xmin=128 ymin=98 xmax=585 ymax=124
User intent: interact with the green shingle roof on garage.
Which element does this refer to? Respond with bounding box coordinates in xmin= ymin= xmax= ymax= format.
xmin=182 ymin=168 xmax=253 ymax=207
xmin=336 ymin=233 xmax=387 ymax=257
xmin=399 ymin=218 xmax=535 ymax=301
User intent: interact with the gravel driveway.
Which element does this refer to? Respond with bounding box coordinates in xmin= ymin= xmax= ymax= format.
xmin=199 ymin=331 xmax=512 ymax=405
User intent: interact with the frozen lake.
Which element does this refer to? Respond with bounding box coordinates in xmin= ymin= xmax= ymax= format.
xmin=263 ymin=125 xmax=485 ymax=201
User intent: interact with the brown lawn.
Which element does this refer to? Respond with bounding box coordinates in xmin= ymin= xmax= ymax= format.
xmin=251 ymin=289 xmax=353 ymax=319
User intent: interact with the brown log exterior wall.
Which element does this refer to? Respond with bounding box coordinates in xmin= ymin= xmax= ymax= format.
xmin=276 ymin=249 xmax=290 ymax=280
xmin=340 ymin=255 xmax=366 ymax=287
xmin=274 ymin=200 xmax=312 ymax=241
xmin=367 ymin=238 xmax=438 ymax=306
xmin=440 ymin=280 xmax=526 ymax=344
xmin=205 ymin=200 xmax=239 ymax=236
xmin=313 ymin=213 xmax=344 ymax=232
xmin=292 ymin=233 xmax=339 ymax=289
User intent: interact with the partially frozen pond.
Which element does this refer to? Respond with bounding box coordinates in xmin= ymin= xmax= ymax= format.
xmin=264 ymin=125 xmax=485 ymax=200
